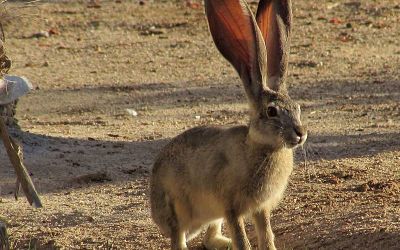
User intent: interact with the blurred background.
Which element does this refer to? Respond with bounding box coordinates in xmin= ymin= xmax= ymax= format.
xmin=0 ymin=0 xmax=399 ymax=249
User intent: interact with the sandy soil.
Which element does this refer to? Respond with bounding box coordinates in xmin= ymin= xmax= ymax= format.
xmin=0 ymin=0 xmax=399 ymax=249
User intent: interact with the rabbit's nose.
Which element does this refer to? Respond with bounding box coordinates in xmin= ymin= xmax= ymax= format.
xmin=294 ymin=126 xmax=304 ymax=138
xmin=294 ymin=126 xmax=307 ymax=144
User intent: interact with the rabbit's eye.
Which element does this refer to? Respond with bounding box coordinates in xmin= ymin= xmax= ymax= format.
xmin=267 ymin=106 xmax=278 ymax=117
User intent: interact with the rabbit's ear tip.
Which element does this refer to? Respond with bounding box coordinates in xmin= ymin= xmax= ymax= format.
xmin=205 ymin=0 xmax=269 ymax=110
xmin=256 ymin=0 xmax=292 ymax=92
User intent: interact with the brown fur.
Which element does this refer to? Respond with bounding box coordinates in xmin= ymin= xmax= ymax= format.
xmin=151 ymin=123 xmax=299 ymax=249
xmin=150 ymin=1 xmax=306 ymax=249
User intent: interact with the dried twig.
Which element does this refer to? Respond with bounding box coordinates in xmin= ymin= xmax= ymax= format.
xmin=0 ymin=219 xmax=9 ymax=250
xmin=0 ymin=1 xmax=41 ymax=208
xmin=0 ymin=117 xmax=42 ymax=208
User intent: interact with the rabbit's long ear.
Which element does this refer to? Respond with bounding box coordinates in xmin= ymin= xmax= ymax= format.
xmin=256 ymin=0 xmax=292 ymax=92
xmin=205 ymin=0 xmax=267 ymax=111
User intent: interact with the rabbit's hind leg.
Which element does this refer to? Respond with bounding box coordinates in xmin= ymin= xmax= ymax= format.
xmin=171 ymin=230 xmax=188 ymax=250
xmin=168 ymin=206 xmax=188 ymax=250
xmin=169 ymin=199 xmax=191 ymax=250
xmin=203 ymin=219 xmax=232 ymax=250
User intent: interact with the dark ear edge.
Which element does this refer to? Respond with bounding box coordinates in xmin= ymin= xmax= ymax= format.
xmin=256 ymin=0 xmax=292 ymax=92
xmin=205 ymin=0 xmax=268 ymax=111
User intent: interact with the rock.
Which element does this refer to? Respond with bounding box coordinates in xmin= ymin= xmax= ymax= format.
xmin=126 ymin=108 xmax=138 ymax=117
xmin=29 ymin=31 xmax=50 ymax=39
xmin=140 ymin=27 xmax=166 ymax=36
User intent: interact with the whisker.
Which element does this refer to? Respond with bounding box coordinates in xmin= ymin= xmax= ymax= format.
xmin=301 ymin=144 xmax=310 ymax=181
xmin=301 ymin=144 xmax=317 ymax=182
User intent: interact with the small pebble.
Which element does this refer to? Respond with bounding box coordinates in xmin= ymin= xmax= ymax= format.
xmin=126 ymin=109 xmax=138 ymax=117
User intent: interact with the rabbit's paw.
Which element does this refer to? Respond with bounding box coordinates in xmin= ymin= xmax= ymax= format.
xmin=203 ymin=235 xmax=232 ymax=250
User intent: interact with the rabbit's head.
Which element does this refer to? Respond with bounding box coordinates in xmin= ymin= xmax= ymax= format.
xmin=206 ymin=0 xmax=307 ymax=149
xmin=249 ymin=89 xmax=307 ymax=148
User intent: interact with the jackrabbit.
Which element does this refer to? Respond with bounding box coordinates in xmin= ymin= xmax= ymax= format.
xmin=150 ymin=0 xmax=307 ymax=249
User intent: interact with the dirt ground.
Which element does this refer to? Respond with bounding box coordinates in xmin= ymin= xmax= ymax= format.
xmin=0 ymin=0 xmax=399 ymax=249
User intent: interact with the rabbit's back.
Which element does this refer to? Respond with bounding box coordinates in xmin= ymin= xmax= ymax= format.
xmin=152 ymin=125 xmax=249 ymax=189
xmin=152 ymin=124 xmax=293 ymax=204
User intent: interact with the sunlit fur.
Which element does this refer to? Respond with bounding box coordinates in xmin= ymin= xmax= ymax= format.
xmin=249 ymin=90 xmax=307 ymax=148
xmin=150 ymin=91 xmax=307 ymax=249
xmin=150 ymin=0 xmax=306 ymax=249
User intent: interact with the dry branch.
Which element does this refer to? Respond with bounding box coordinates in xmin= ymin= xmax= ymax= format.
xmin=0 ymin=219 xmax=9 ymax=250
xmin=1 ymin=1 xmax=41 ymax=208
xmin=0 ymin=118 xmax=42 ymax=208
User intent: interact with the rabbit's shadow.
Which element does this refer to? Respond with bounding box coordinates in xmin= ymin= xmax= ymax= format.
xmin=275 ymin=225 xmax=400 ymax=250
xmin=0 ymin=129 xmax=168 ymax=195
xmin=303 ymin=131 xmax=400 ymax=161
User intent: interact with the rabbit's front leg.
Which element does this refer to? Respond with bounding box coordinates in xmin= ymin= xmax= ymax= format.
xmin=252 ymin=209 xmax=276 ymax=250
xmin=170 ymin=230 xmax=188 ymax=250
xmin=225 ymin=211 xmax=251 ymax=250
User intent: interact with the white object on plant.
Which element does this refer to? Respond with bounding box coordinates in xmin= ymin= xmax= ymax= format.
xmin=0 ymin=75 xmax=33 ymax=105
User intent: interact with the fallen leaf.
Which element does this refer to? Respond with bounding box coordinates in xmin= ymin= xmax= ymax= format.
xmin=87 ymin=0 xmax=101 ymax=8
xmin=329 ymin=18 xmax=343 ymax=24
xmin=48 ymin=28 xmax=60 ymax=36
xmin=186 ymin=0 xmax=200 ymax=9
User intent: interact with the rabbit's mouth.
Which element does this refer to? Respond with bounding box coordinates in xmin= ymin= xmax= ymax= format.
xmin=286 ymin=131 xmax=307 ymax=148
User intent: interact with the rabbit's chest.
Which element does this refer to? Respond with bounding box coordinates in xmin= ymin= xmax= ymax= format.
xmin=259 ymin=163 xmax=293 ymax=209
xmin=243 ymin=149 xmax=294 ymax=210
